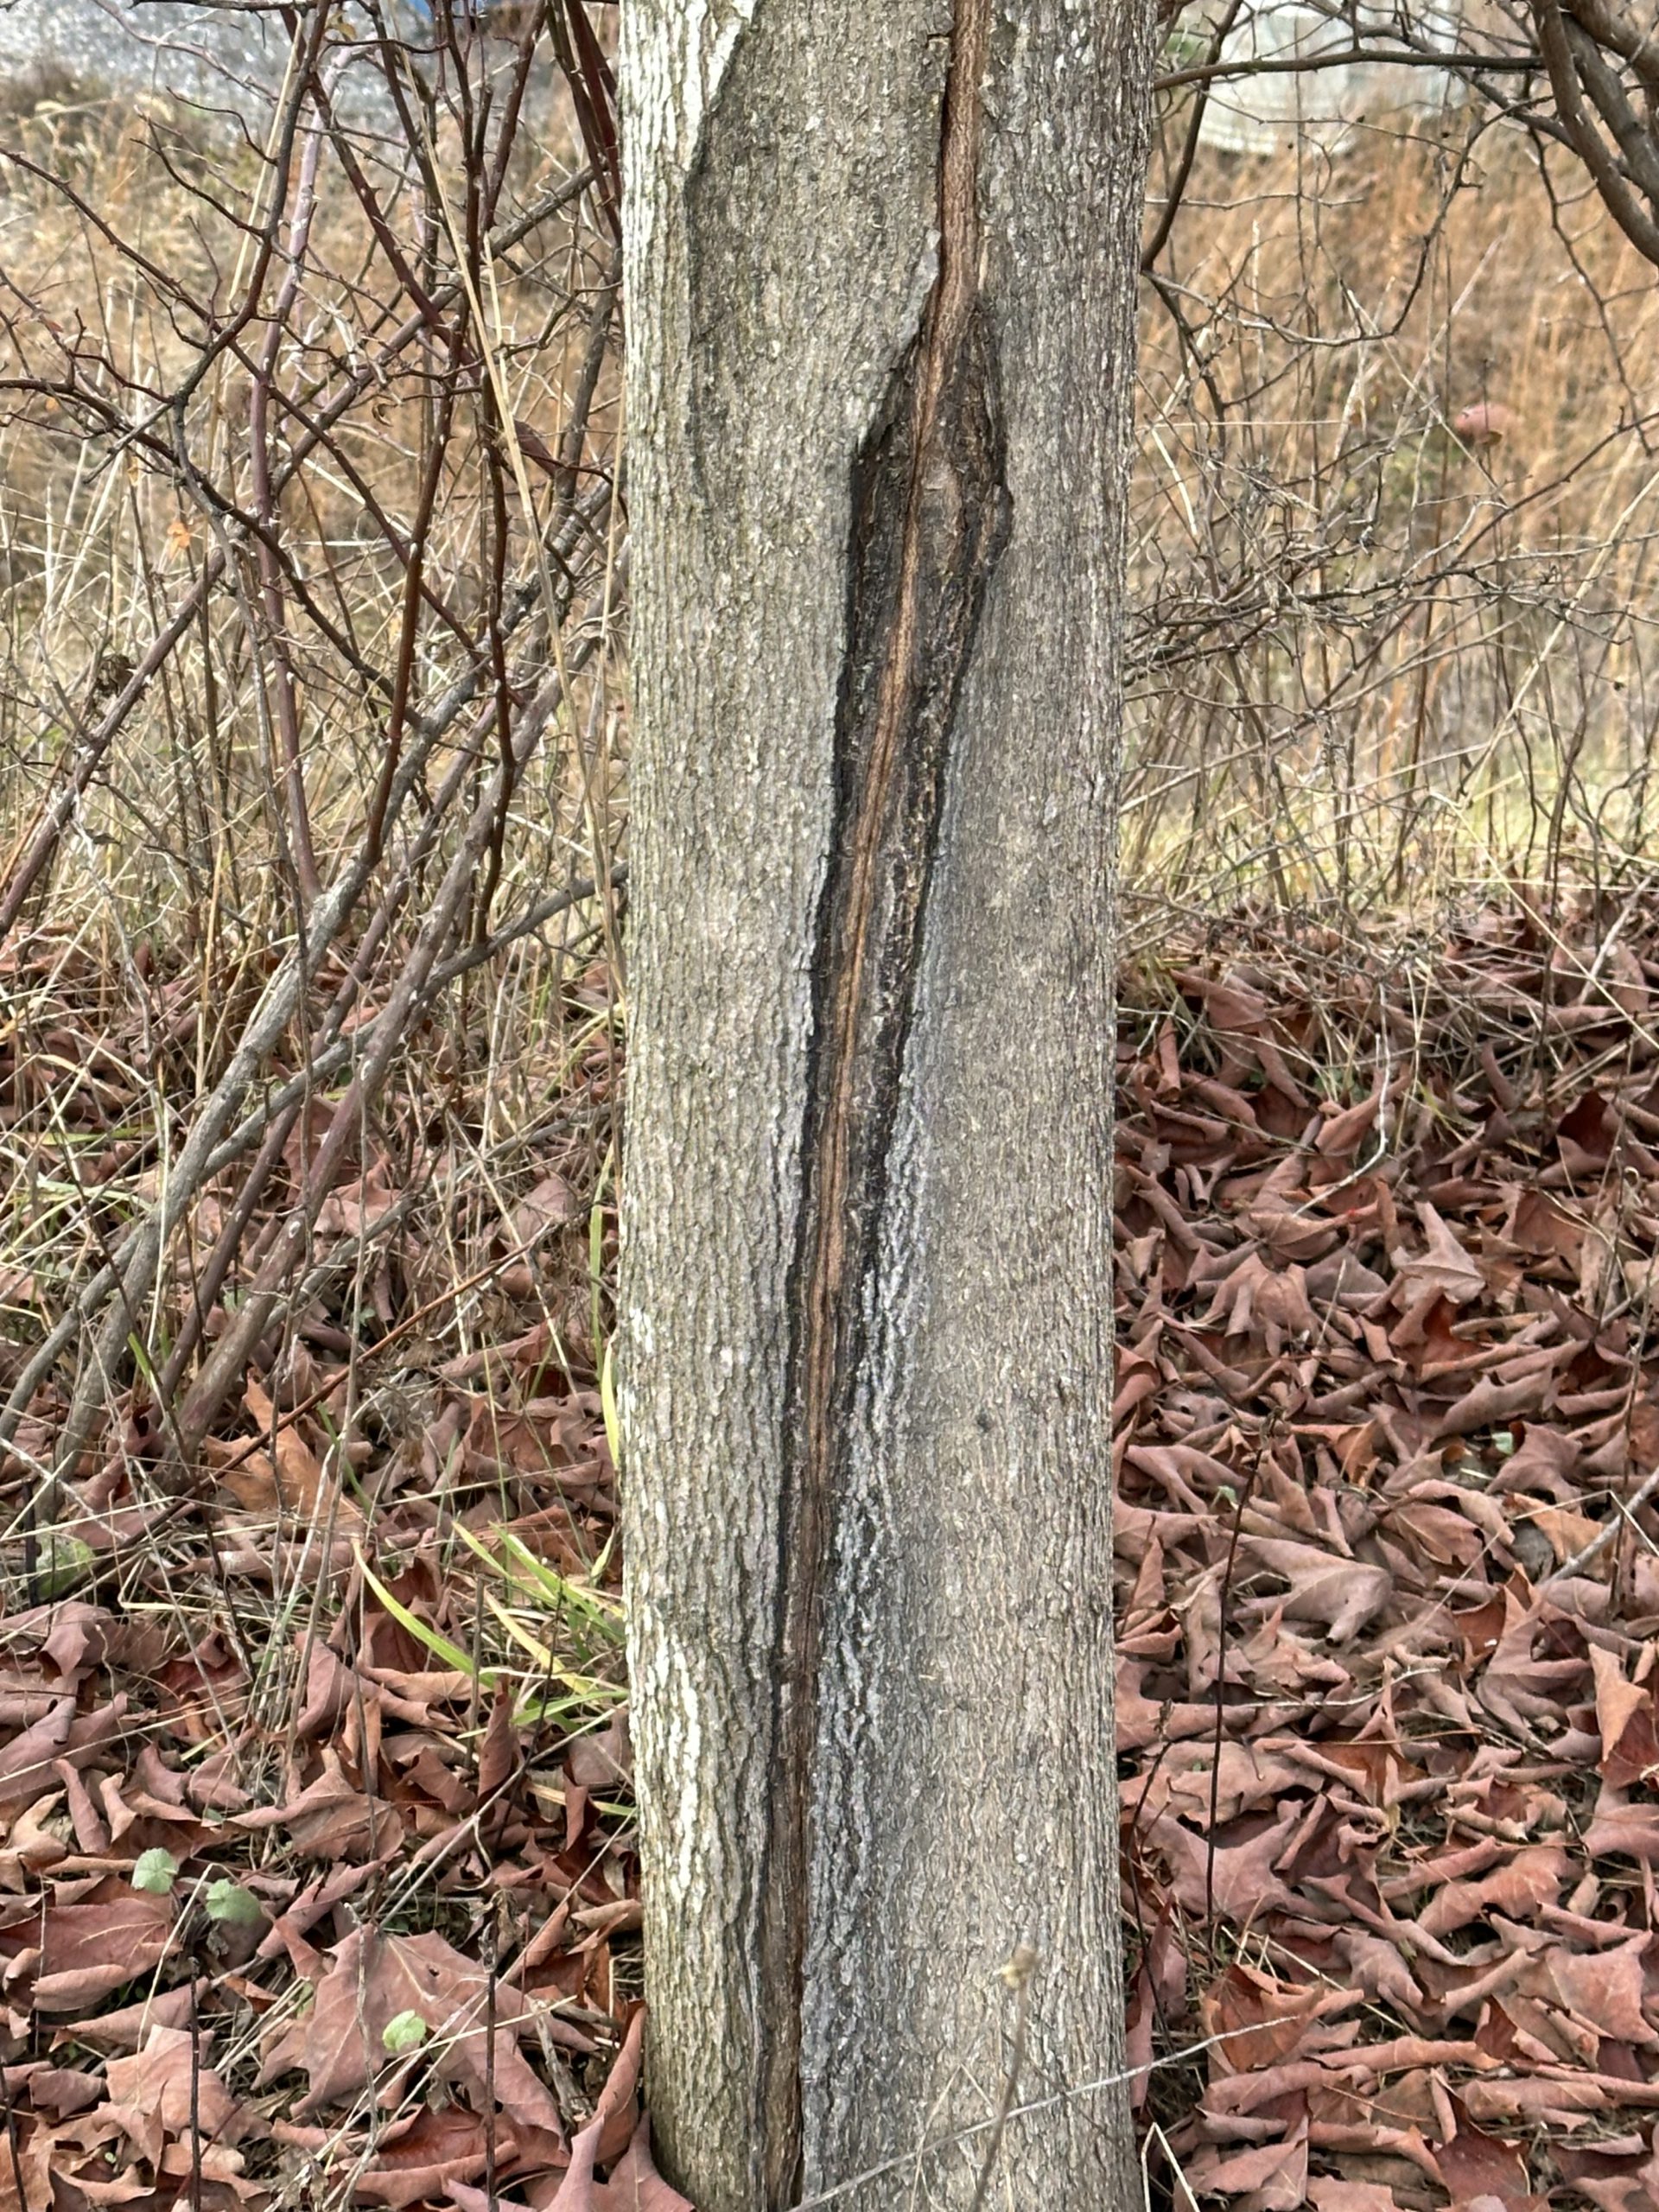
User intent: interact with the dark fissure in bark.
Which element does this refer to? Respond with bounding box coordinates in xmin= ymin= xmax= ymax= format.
xmin=754 ymin=2 xmax=1012 ymax=2201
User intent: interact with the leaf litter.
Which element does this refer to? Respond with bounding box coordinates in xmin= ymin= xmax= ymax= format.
xmin=10 ymin=899 xmax=1659 ymax=2207
xmin=0 ymin=932 xmax=650 ymax=2209
xmin=1120 ymin=906 xmax=1659 ymax=2212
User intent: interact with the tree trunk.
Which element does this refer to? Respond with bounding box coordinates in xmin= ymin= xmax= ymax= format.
xmin=619 ymin=4 xmax=1152 ymax=2207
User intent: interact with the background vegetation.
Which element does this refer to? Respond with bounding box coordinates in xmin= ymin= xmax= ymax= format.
xmin=2 ymin=1 xmax=1658 ymax=2202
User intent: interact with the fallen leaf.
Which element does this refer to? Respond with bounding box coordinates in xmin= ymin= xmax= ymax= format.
xmin=1395 ymin=1204 xmax=1484 ymax=1306
xmin=105 ymin=2024 xmax=243 ymax=2165
xmin=35 ymin=1882 xmax=175 ymax=2012
xmin=262 ymin=1927 xmax=569 ymax=2147
xmin=237 ymin=1750 xmax=404 ymax=1861
xmin=356 ymin=2104 xmax=505 ymax=2207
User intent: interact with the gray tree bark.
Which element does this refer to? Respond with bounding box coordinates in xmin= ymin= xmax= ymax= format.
xmin=619 ymin=4 xmax=1152 ymax=2208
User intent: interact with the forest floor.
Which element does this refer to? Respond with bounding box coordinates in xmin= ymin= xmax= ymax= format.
xmin=3 ymin=896 xmax=1659 ymax=2209
xmin=1119 ymin=898 xmax=1659 ymax=2212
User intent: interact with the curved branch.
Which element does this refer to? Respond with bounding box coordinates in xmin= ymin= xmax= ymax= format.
xmin=1535 ymin=0 xmax=1659 ymax=264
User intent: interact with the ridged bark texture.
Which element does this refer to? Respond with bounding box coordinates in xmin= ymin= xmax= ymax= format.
xmin=620 ymin=4 xmax=1152 ymax=2208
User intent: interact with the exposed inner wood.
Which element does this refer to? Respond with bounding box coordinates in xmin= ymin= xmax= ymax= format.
xmin=756 ymin=0 xmax=1013 ymax=2199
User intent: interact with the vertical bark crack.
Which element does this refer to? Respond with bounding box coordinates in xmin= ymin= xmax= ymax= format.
xmin=758 ymin=1 xmax=1012 ymax=2201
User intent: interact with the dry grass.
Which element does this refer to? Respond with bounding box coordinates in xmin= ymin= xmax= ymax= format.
xmin=1127 ymin=97 xmax=1659 ymax=931
xmin=0 ymin=69 xmax=620 ymax=914
xmin=0 ymin=35 xmax=626 ymax=1429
